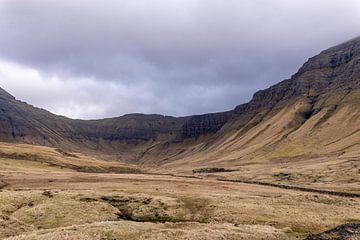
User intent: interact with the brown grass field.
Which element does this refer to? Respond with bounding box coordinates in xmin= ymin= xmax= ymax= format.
xmin=0 ymin=143 xmax=359 ymax=239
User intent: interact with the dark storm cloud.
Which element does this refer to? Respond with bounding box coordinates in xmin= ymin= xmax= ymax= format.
xmin=0 ymin=0 xmax=359 ymax=119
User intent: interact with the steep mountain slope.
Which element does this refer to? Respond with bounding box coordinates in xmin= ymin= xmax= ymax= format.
xmin=0 ymin=37 xmax=359 ymax=166
xmin=157 ymin=37 xmax=360 ymax=168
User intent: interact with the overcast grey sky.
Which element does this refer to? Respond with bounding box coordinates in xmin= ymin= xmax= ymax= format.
xmin=0 ymin=0 xmax=359 ymax=119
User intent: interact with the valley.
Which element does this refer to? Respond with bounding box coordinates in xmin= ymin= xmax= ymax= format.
xmin=0 ymin=37 xmax=360 ymax=239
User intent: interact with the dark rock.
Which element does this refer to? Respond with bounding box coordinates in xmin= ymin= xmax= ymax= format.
xmin=192 ymin=168 xmax=233 ymax=174
xmin=178 ymin=112 xmax=232 ymax=139
xmin=306 ymin=223 xmax=360 ymax=240
xmin=42 ymin=190 xmax=54 ymax=198
xmin=273 ymin=172 xmax=293 ymax=181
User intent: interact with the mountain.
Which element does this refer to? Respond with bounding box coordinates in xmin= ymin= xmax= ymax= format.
xmin=0 ymin=90 xmax=187 ymax=152
xmin=0 ymin=37 xmax=359 ymax=166
xmin=160 ymin=36 xmax=360 ymax=169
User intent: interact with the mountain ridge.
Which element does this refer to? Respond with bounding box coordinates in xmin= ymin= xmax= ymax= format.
xmin=0 ymin=37 xmax=360 ymax=165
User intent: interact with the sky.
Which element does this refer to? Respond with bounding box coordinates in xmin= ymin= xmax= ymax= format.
xmin=0 ymin=0 xmax=359 ymax=119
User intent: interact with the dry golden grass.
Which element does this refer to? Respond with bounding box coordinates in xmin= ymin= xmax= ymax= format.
xmin=5 ymin=222 xmax=287 ymax=240
xmin=155 ymin=100 xmax=359 ymax=175
xmin=0 ymin=170 xmax=359 ymax=239
xmin=0 ymin=142 xmax=140 ymax=174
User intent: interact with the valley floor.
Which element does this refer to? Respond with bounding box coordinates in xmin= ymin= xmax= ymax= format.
xmin=1 ymin=171 xmax=360 ymax=239
xmin=0 ymin=143 xmax=359 ymax=239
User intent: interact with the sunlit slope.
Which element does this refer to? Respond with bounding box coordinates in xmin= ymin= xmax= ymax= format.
xmin=134 ymin=37 xmax=360 ymax=166
xmin=160 ymin=92 xmax=359 ymax=169
xmin=0 ymin=143 xmax=140 ymax=173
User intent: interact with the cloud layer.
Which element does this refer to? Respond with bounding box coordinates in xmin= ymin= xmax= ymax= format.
xmin=0 ymin=0 xmax=359 ymax=119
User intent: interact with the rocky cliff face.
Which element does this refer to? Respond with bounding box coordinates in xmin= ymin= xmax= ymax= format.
xmin=298 ymin=37 xmax=360 ymax=74
xmin=0 ymin=37 xmax=359 ymax=161
xmin=0 ymin=94 xmax=188 ymax=147
xmin=177 ymin=112 xmax=233 ymax=139
xmin=178 ymin=38 xmax=360 ymax=140
xmin=70 ymin=114 xmax=188 ymax=144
